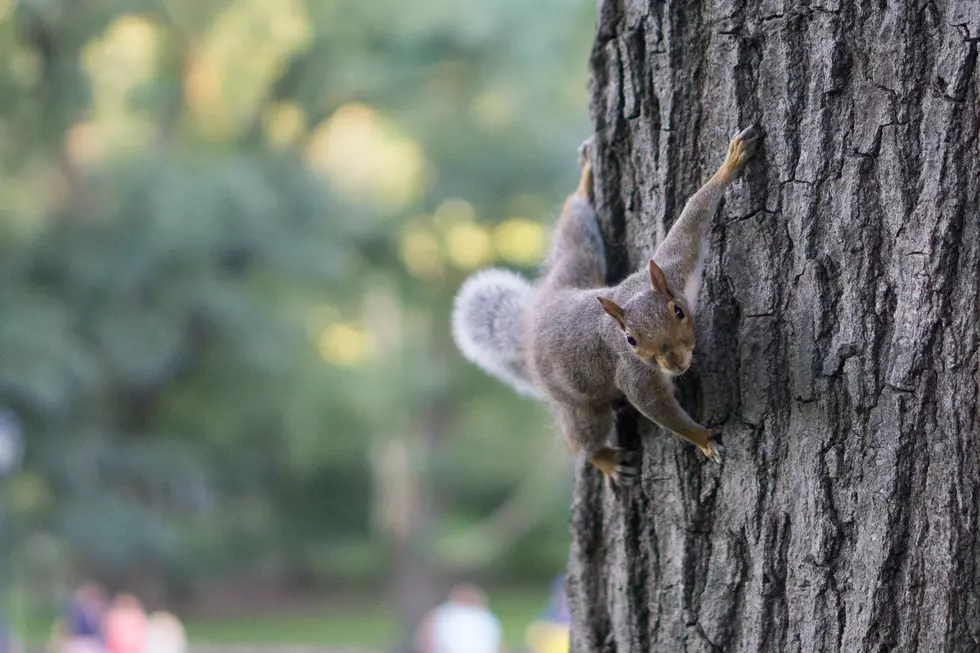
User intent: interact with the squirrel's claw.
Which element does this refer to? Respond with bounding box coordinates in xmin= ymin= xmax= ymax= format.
xmin=613 ymin=449 xmax=640 ymax=487
xmin=734 ymin=124 xmax=761 ymax=144
xmin=705 ymin=442 xmax=725 ymax=464
xmin=698 ymin=431 xmax=725 ymax=464
xmin=603 ymin=448 xmax=639 ymax=490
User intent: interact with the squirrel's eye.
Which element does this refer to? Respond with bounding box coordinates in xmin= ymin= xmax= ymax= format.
xmin=673 ymin=304 xmax=686 ymax=320
xmin=625 ymin=334 xmax=637 ymax=347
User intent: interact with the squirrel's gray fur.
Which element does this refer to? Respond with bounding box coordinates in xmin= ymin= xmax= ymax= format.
xmin=452 ymin=126 xmax=761 ymax=482
xmin=452 ymin=268 xmax=540 ymax=398
xmin=451 ymin=191 xmax=605 ymax=400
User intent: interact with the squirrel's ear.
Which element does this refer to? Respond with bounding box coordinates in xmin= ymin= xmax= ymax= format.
xmin=597 ymin=296 xmax=626 ymax=330
xmin=649 ymin=259 xmax=673 ymax=297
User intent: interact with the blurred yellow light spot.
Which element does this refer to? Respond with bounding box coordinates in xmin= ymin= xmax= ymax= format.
xmin=65 ymin=123 xmax=103 ymax=167
xmin=399 ymin=227 xmax=444 ymax=280
xmin=305 ymin=103 xmax=427 ymax=211
xmin=446 ymin=223 xmax=492 ymax=270
xmin=0 ymin=0 xmax=12 ymax=21
xmin=470 ymin=91 xmax=514 ymax=129
xmin=83 ymin=15 xmax=161 ymax=93
xmin=318 ymin=323 xmax=375 ymax=366
xmin=184 ymin=55 xmax=227 ymax=135
xmin=80 ymin=15 xmax=161 ymax=152
xmin=263 ymin=102 xmax=307 ymax=149
xmin=186 ymin=0 xmax=312 ymax=140
xmin=494 ymin=219 xmax=546 ymax=266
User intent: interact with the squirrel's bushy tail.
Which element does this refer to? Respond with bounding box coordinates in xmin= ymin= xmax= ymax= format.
xmin=452 ymin=268 xmax=540 ymax=398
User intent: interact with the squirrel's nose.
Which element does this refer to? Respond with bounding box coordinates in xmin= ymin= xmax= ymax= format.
xmin=665 ymin=350 xmax=691 ymax=373
xmin=679 ymin=349 xmax=692 ymax=371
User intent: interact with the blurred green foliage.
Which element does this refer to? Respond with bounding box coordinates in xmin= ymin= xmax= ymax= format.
xmin=0 ymin=0 xmax=593 ymax=607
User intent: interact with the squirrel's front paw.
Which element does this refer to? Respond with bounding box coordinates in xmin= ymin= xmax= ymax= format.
xmin=725 ymin=124 xmax=762 ymax=176
xmin=697 ymin=430 xmax=724 ymax=464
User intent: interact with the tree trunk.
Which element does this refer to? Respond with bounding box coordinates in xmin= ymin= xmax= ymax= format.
xmin=569 ymin=1 xmax=980 ymax=651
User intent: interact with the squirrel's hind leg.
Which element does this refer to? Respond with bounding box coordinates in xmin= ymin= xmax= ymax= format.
xmin=576 ymin=137 xmax=594 ymax=201
xmin=542 ymin=138 xmax=606 ymax=289
xmin=554 ymin=403 xmax=638 ymax=487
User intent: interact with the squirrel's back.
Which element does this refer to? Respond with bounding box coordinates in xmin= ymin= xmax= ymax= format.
xmin=451 ymin=268 xmax=540 ymax=398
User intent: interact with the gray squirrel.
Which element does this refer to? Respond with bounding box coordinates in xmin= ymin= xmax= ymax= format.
xmin=453 ymin=126 xmax=761 ymax=485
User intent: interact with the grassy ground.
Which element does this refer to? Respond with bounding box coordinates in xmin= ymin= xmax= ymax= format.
xmin=23 ymin=587 xmax=551 ymax=650
xmin=184 ymin=608 xmax=394 ymax=649
xmin=185 ymin=587 xmax=549 ymax=649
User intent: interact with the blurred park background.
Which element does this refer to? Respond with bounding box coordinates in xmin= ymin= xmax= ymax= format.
xmin=0 ymin=0 xmax=594 ymax=650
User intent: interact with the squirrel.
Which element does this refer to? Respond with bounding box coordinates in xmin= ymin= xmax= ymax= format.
xmin=452 ymin=126 xmax=761 ymax=485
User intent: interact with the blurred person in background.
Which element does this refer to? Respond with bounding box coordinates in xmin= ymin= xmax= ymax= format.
xmin=415 ymin=583 xmax=505 ymax=653
xmin=522 ymin=575 xmax=570 ymax=653
xmin=143 ymin=611 xmax=187 ymax=653
xmin=62 ymin=582 xmax=107 ymax=653
xmin=104 ymin=594 xmax=146 ymax=653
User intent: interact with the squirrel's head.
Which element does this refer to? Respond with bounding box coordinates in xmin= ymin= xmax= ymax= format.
xmin=597 ymin=259 xmax=694 ymax=376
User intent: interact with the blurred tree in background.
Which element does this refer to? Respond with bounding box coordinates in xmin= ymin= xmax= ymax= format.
xmin=0 ymin=0 xmax=593 ymax=624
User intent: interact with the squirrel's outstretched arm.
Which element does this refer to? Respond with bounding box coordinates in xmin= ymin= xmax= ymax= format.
xmin=617 ymin=360 xmax=722 ymax=463
xmin=653 ymin=125 xmax=760 ymax=312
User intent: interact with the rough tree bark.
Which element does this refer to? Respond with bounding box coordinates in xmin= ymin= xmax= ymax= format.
xmin=568 ymin=1 xmax=980 ymax=651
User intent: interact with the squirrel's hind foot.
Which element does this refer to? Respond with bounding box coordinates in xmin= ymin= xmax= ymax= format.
xmin=576 ymin=137 xmax=594 ymax=200
xmin=697 ymin=431 xmax=725 ymax=464
xmin=590 ymin=446 xmax=639 ymax=488
xmin=577 ymin=137 xmax=594 ymax=169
